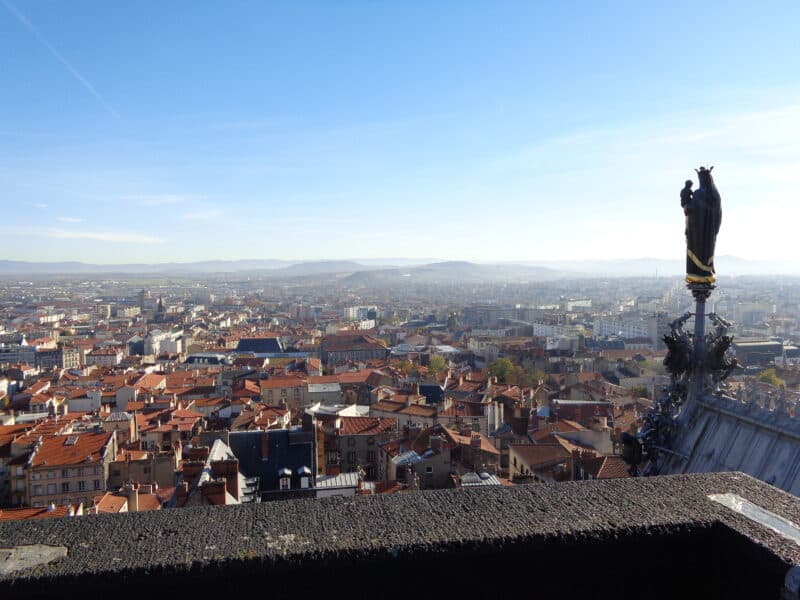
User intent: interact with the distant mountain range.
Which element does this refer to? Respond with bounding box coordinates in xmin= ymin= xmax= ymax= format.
xmin=0 ymin=255 xmax=797 ymax=278
xmin=531 ymin=256 xmax=800 ymax=277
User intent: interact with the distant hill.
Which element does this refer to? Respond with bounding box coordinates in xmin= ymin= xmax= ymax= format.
xmin=343 ymin=261 xmax=564 ymax=284
xmin=277 ymin=260 xmax=379 ymax=276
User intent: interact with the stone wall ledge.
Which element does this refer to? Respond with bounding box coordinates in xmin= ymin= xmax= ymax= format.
xmin=1 ymin=472 xmax=798 ymax=598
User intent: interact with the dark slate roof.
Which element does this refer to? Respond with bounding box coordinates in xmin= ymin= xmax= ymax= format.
xmin=0 ymin=473 xmax=798 ymax=599
xmin=236 ymin=338 xmax=284 ymax=353
xmin=227 ymin=429 xmax=315 ymax=492
xmin=419 ymin=383 xmax=445 ymax=405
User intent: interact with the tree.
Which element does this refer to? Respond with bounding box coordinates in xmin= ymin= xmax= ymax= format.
xmin=488 ymin=358 xmax=514 ymax=383
xmin=758 ymin=368 xmax=785 ymax=388
xmin=428 ymin=354 xmax=447 ymax=374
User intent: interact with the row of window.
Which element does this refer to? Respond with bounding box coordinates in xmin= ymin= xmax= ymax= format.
xmin=30 ymin=466 xmax=102 ymax=480
xmin=344 ymin=451 xmax=377 ymax=464
xmin=31 ymin=480 xmax=104 ymax=496
xmin=345 ymin=437 xmax=376 ymax=446
xmin=32 ymin=497 xmax=91 ymax=508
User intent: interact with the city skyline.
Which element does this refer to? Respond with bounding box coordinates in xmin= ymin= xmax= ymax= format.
xmin=2 ymin=2 xmax=800 ymax=263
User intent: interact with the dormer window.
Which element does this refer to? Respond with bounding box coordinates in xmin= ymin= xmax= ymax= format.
xmin=297 ymin=466 xmax=312 ymax=489
xmin=278 ymin=467 xmax=292 ymax=490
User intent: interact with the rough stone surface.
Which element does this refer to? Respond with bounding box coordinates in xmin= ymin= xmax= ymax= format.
xmin=0 ymin=472 xmax=797 ymax=597
xmin=0 ymin=545 xmax=67 ymax=576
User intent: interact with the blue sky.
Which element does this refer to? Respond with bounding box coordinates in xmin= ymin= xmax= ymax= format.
xmin=1 ymin=1 xmax=799 ymax=264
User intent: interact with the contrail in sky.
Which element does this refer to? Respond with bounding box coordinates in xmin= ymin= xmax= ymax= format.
xmin=1 ymin=0 xmax=120 ymax=118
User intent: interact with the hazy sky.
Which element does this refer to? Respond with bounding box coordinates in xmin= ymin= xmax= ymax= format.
xmin=1 ymin=1 xmax=799 ymax=264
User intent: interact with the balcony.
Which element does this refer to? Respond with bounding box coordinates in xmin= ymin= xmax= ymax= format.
xmin=0 ymin=472 xmax=798 ymax=598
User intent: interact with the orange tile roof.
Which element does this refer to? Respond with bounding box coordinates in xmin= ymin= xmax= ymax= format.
xmin=370 ymin=400 xmax=405 ymax=413
xmin=340 ymin=416 xmax=397 ymax=436
xmin=0 ymin=423 xmax=34 ymax=448
xmin=260 ymin=377 xmax=304 ymax=389
xmin=510 ymin=443 xmax=571 ymax=468
xmin=31 ymin=431 xmax=114 ymax=467
xmin=581 ymin=455 xmax=631 ymax=479
xmin=398 ymin=404 xmax=437 ymax=418
xmin=307 ymin=375 xmax=340 ymax=384
xmin=93 ymin=492 xmax=127 ymax=513
xmin=0 ymin=504 xmax=80 ymax=521
xmin=443 ymin=428 xmax=500 ymax=455
xmin=336 ymin=370 xmax=374 ymax=384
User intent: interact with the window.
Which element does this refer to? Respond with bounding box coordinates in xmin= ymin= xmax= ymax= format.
xmin=367 ymin=451 xmax=376 ymax=463
xmin=425 ymin=466 xmax=433 ymax=474
xmin=346 ymin=452 xmax=356 ymax=464
xmin=61 ymin=482 xmax=69 ymax=493
xmin=77 ymin=468 xmax=84 ymax=477
xmin=300 ymin=476 xmax=310 ymax=489
xmin=94 ymin=480 xmax=102 ymax=490
xmin=279 ymin=476 xmax=290 ymax=490
xmin=367 ymin=437 xmax=375 ymax=446
xmin=47 ymin=483 xmax=56 ymax=495
xmin=47 ymin=470 xmax=56 ymax=479
xmin=78 ymin=481 xmax=86 ymax=491
xmin=61 ymin=468 xmax=69 ymax=478
xmin=33 ymin=484 xmax=43 ymax=496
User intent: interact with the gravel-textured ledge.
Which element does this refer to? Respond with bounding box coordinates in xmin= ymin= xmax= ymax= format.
xmin=1 ymin=472 xmax=798 ymax=597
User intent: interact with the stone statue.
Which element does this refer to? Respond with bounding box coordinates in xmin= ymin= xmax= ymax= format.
xmin=683 ymin=166 xmax=722 ymax=284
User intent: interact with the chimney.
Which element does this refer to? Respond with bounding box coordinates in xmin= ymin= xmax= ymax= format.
xmin=202 ymin=479 xmax=227 ymax=505
xmin=470 ymin=434 xmax=481 ymax=449
xmin=301 ymin=413 xmax=313 ymax=432
xmin=211 ymin=459 xmax=241 ymax=500
xmin=67 ymin=505 xmax=76 ymax=517
xmin=405 ymin=468 xmax=419 ymax=491
xmin=127 ymin=483 xmax=139 ymax=512
xmin=176 ymin=481 xmax=189 ymax=502
xmin=430 ymin=435 xmax=442 ymax=452
xmin=261 ymin=431 xmax=270 ymax=460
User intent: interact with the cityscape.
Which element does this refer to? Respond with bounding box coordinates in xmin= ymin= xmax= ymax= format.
xmin=0 ymin=266 xmax=798 ymax=505
xmin=2 ymin=2 xmax=800 ymax=597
